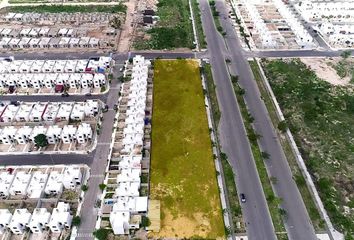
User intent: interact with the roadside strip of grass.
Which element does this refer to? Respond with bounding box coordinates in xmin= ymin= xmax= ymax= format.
xmin=202 ymin=64 xmax=221 ymax=126
xmin=229 ymin=74 xmax=286 ymax=233
xmin=209 ymin=1 xmax=224 ymax=35
xmin=202 ymin=63 xmax=245 ymax=233
xmin=191 ymin=0 xmax=207 ymax=48
xmin=249 ymin=60 xmax=326 ymax=231
xmin=6 ymin=4 xmax=127 ymax=13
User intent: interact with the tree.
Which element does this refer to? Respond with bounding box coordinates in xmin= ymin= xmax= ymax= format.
xmin=72 ymin=216 xmax=81 ymax=226
xmin=110 ymin=16 xmax=122 ymax=29
xmin=340 ymin=50 xmax=351 ymax=59
xmin=279 ymin=208 xmax=287 ymax=216
xmin=261 ymin=151 xmax=270 ymax=159
xmin=231 ymin=75 xmax=239 ymax=84
xmin=277 ymin=120 xmax=288 ymax=133
xmin=141 ymin=216 xmax=151 ymax=227
xmin=99 ymin=183 xmax=106 ymax=191
xmin=93 ymin=228 xmax=110 ymax=240
xmin=81 ymin=185 xmax=88 ymax=192
xmin=34 ymin=134 xmax=48 ymax=148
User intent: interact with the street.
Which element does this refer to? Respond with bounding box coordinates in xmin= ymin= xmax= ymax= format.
xmin=198 ymin=0 xmax=277 ymax=239
xmin=215 ymin=0 xmax=317 ymax=239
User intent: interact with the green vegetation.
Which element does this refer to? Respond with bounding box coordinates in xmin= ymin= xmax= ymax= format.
xmin=202 ymin=64 xmax=221 ymax=126
xmin=98 ymin=184 xmax=106 ymax=191
xmin=134 ymin=0 xmax=194 ymax=49
xmin=72 ymin=216 xmax=81 ymax=226
xmin=150 ymin=59 xmax=224 ymax=238
xmin=230 ymin=74 xmax=285 ymax=233
xmin=262 ymin=59 xmax=354 ymax=237
xmin=329 ymin=59 xmax=354 ymax=83
xmin=81 ymin=185 xmax=88 ymax=192
xmin=220 ymin=153 xmax=244 ymax=233
xmin=141 ymin=216 xmax=151 ymax=227
xmin=191 ymin=0 xmax=207 ymax=48
xmin=6 ymin=4 xmax=127 ymax=13
xmin=249 ymin=60 xmax=325 ymax=231
xmin=209 ymin=1 xmax=224 ymax=34
xmin=34 ymin=134 xmax=48 ymax=148
xmin=93 ymin=228 xmax=111 ymax=240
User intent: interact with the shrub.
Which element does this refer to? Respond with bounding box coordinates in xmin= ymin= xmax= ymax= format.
xmin=72 ymin=216 xmax=81 ymax=226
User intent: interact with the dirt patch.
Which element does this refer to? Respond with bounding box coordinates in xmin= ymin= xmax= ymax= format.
xmin=300 ymin=57 xmax=353 ymax=86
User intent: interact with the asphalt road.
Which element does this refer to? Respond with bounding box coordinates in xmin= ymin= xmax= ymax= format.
xmin=246 ymin=49 xmax=352 ymax=58
xmin=217 ymin=1 xmax=317 ymax=240
xmin=199 ymin=0 xmax=277 ymax=239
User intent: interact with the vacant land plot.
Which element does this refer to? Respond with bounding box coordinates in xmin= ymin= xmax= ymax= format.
xmin=5 ymin=4 xmax=127 ymax=13
xmin=150 ymin=59 xmax=224 ymax=238
xmin=263 ymin=59 xmax=354 ymax=238
xmin=134 ymin=0 xmax=194 ymax=49
xmin=300 ymin=57 xmax=354 ymax=86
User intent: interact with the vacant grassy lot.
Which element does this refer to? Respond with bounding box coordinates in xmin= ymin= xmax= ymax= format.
xmin=263 ymin=59 xmax=354 ymax=238
xmin=6 ymin=4 xmax=126 ymax=13
xmin=150 ymin=60 xmax=224 ymax=238
xmin=134 ymin=0 xmax=194 ymax=49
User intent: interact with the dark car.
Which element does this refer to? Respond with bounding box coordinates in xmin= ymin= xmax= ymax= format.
xmin=61 ymin=92 xmax=69 ymax=97
xmin=240 ymin=193 xmax=246 ymax=203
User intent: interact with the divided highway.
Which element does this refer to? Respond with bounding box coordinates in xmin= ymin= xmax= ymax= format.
xmin=199 ymin=0 xmax=276 ymax=239
xmin=213 ymin=0 xmax=317 ymax=239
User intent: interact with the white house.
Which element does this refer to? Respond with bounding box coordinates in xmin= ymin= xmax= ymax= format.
xmin=76 ymin=123 xmax=92 ymax=144
xmin=39 ymin=37 xmax=51 ymax=48
xmin=14 ymin=126 xmax=32 ymax=145
xmin=42 ymin=102 xmax=60 ymax=121
xmin=42 ymin=60 xmax=56 ymax=73
xmin=9 ymin=209 xmax=31 ymax=235
xmin=48 ymin=202 xmax=72 ymax=233
xmin=56 ymin=103 xmax=73 ymax=121
xmin=70 ymin=102 xmax=85 ymax=121
xmin=9 ymin=171 xmax=32 ymax=196
xmin=46 ymin=125 xmax=62 ymax=144
xmin=30 ymin=60 xmax=45 ymax=73
xmin=61 ymin=125 xmax=77 ymax=144
xmin=30 ymin=74 xmax=45 ymax=89
xmin=80 ymin=74 xmax=93 ymax=88
xmin=117 ymin=168 xmax=141 ymax=183
xmin=54 ymin=60 xmax=66 ymax=73
xmin=27 ymin=171 xmax=48 ymax=198
xmin=29 ymin=208 xmax=51 ymax=234
xmin=0 ymin=209 xmax=12 ymax=234
xmin=64 ymin=60 xmax=78 ymax=73
xmin=110 ymin=211 xmax=130 ymax=235
xmin=62 ymin=166 xmax=82 ymax=189
xmin=1 ymin=104 xmax=19 ymax=122
xmin=30 ymin=126 xmax=48 ymax=143
xmin=29 ymin=38 xmax=41 ymax=48
xmin=15 ymin=103 xmax=34 ymax=122
xmin=93 ymin=73 xmax=106 ymax=88
xmin=0 ymin=126 xmax=18 ymax=144
xmin=84 ymin=100 xmax=99 ymax=117
xmin=29 ymin=102 xmax=48 ymax=122
xmin=113 ymin=196 xmax=148 ymax=213
xmin=44 ymin=171 xmax=63 ymax=195
xmin=115 ymin=182 xmax=140 ymax=197
xmin=0 ymin=171 xmax=15 ymax=198
xmin=75 ymin=60 xmax=88 ymax=72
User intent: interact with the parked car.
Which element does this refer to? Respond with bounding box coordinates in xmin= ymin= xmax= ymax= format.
xmin=61 ymin=92 xmax=69 ymax=97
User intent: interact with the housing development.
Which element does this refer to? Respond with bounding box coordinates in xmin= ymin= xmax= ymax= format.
xmin=0 ymin=0 xmax=353 ymax=239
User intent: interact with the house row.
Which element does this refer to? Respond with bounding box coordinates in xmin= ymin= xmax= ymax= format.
xmin=0 ymin=123 xmax=93 ymax=145
xmin=0 ymin=73 xmax=106 ymax=89
xmin=110 ymin=55 xmax=150 ymax=235
xmin=295 ymin=0 xmax=354 ymax=23
xmin=0 ymin=57 xmax=111 ymax=74
xmin=0 ymin=166 xmax=82 ymax=199
xmin=273 ymin=0 xmax=315 ymax=48
xmin=0 ymin=27 xmax=82 ymax=39
xmin=3 ymin=12 xmax=115 ymax=24
xmin=0 ymin=100 xmax=99 ymax=123
xmin=0 ymin=202 xmax=72 ymax=235
xmin=0 ymin=37 xmax=101 ymax=49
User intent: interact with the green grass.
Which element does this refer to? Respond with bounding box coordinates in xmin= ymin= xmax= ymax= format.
xmin=230 ymin=76 xmax=286 ymax=233
xmin=203 ymin=64 xmax=221 ymax=126
xmin=249 ymin=60 xmax=325 ymax=231
xmin=209 ymin=1 xmax=223 ymax=34
xmin=6 ymin=4 xmax=127 ymax=13
xmin=134 ymin=0 xmax=194 ymax=49
xmin=262 ymin=59 xmax=354 ymax=237
xmin=191 ymin=0 xmax=207 ymax=48
xmin=150 ymin=59 xmax=224 ymax=238
xmin=220 ymin=153 xmax=245 ymax=233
